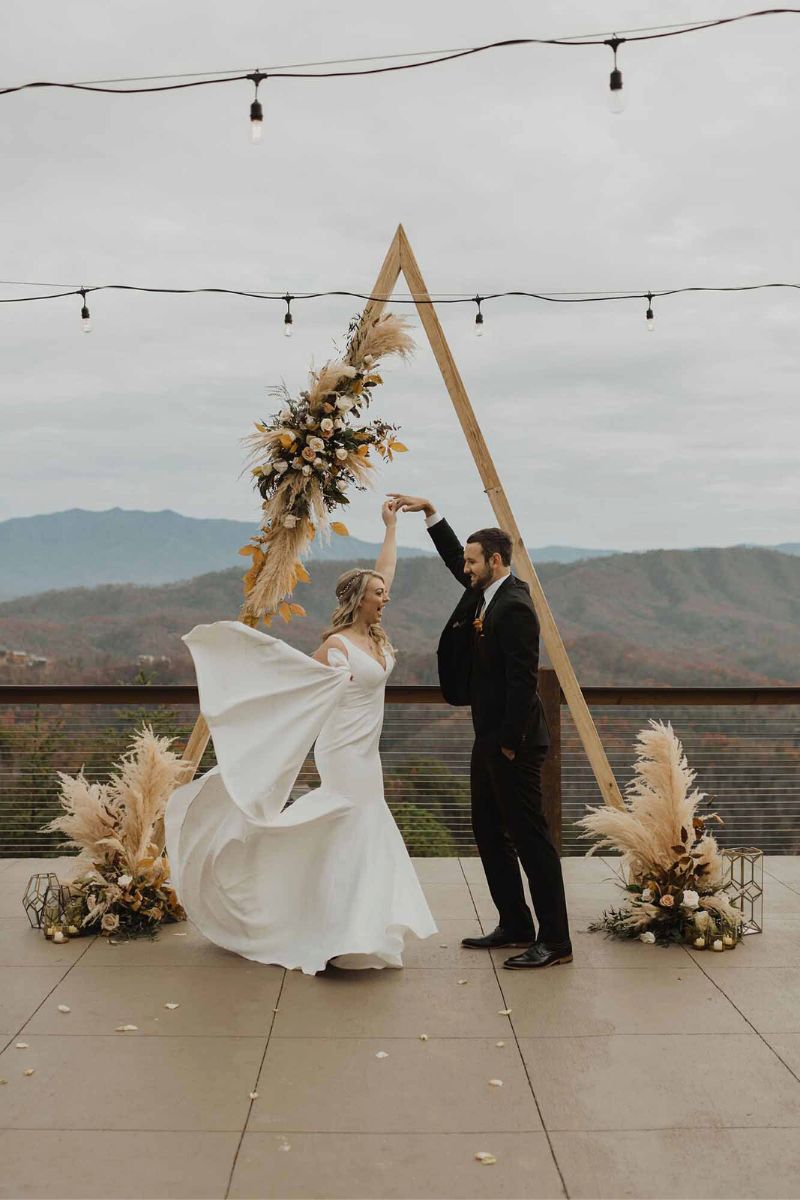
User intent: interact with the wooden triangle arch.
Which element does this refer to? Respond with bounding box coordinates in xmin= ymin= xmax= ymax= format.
xmin=180 ymin=224 xmax=625 ymax=812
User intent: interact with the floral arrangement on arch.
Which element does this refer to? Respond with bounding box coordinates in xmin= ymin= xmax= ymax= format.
xmin=240 ymin=311 xmax=414 ymax=625
xmin=41 ymin=727 xmax=188 ymax=939
xmin=578 ymin=721 xmax=743 ymax=949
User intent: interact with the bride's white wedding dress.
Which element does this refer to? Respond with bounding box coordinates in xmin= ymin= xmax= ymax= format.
xmin=164 ymin=620 xmax=438 ymax=974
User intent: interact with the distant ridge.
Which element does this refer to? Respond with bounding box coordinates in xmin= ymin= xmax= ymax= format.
xmin=0 ymin=508 xmax=796 ymax=601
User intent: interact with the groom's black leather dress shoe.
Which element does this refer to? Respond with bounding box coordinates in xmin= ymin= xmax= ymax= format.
xmin=503 ymin=941 xmax=573 ymax=968
xmin=461 ymin=926 xmax=536 ymax=950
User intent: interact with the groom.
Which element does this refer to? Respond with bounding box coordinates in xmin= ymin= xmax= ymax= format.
xmin=390 ymin=495 xmax=572 ymax=968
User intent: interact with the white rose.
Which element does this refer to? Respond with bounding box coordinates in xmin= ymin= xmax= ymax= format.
xmin=101 ymin=912 xmax=120 ymax=933
xmin=681 ymin=889 xmax=700 ymax=910
xmin=283 ymin=515 xmax=298 ymax=528
xmin=313 ymin=458 xmax=324 ymax=468
xmin=336 ymin=397 xmax=354 ymax=412
xmin=292 ymin=457 xmax=303 ymax=468
xmin=333 ymin=419 xmax=344 ymax=430
xmin=335 ymin=447 xmax=348 ymax=461
xmin=274 ymin=461 xmax=289 ymax=475
xmin=302 ymin=464 xmax=312 ymax=476
xmin=117 ymin=874 xmax=132 ymax=889
xmin=307 ymin=436 xmax=325 ymax=452
xmin=305 ymin=416 xmax=317 ymax=428
xmin=639 ymin=931 xmax=656 ymax=944
xmin=641 ymin=888 xmax=653 ymax=902
xmin=320 ymin=418 xmax=334 ymax=433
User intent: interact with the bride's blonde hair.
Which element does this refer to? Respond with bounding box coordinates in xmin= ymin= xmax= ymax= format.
xmin=320 ymin=568 xmax=395 ymax=656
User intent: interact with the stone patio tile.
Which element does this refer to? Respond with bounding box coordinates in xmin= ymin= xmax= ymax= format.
xmin=491 ymin=931 xmax=694 ymax=970
xmin=23 ymin=964 xmax=282 ymax=1037
xmin=274 ymin=967 xmax=507 ymax=1039
xmin=0 ymin=966 xmax=68 ymax=1036
xmin=703 ymin=967 xmax=800 ymax=1033
xmin=551 ymin=1128 xmax=800 ymax=1199
xmin=500 ymin=966 xmax=748 ymax=1037
xmin=0 ymin=1130 xmax=239 ymax=1199
xmin=400 ymin=919 xmax=494 ymax=968
xmin=761 ymin=1033 xmax=800 ymax=1079
xmin=687 ymin=918 xmax=800 ymax=969
xmin=75 ymin=920 xmax=265 ymax=968
xmin=412 ymin=857 xmax=466 ymax=883
xmin=0 ymin=1035 xmax=265 ymax=1130
xmin=0 ymin=918 xmax=93 ymax=967
xmin=421 ymin=882 xmax=479 ymax=920
xmin=763 ymin=882 xmax=800 ymax=913
xmin=520 ymin=1033 xmax=800 ymax=1130
xmin=230 ymin=1131 xmax=564 ymax=1199
xmin=250 ymin=1037 xmax=541 ymax=1133
xmin=765 ymin=857 xmax=800 ymax=887
xmin=0 ymin=857 xmax=78 ymax=885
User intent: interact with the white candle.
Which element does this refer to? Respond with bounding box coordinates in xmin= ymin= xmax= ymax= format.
xmin=693 ymin=936 xmax=706 ymax=949
xmin=712 ymin=939 xmax=724 ymax=951
xmin=53 ymin=931 xmax=66 ymax=943
xmin=722 ymin=934 xmax=736 ymax=948
xmin=67 ymin=925 xmax=79 ymax=935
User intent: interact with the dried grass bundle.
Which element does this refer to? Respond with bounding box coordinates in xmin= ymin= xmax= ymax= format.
xmin=578 ymin=721 xmax=705 ymax=882
xmin=347 ymin=312 xmax=415 ymax=367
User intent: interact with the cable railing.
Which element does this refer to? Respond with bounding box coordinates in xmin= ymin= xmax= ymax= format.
xmin=1 ymin=676 xmax=798 ymax=857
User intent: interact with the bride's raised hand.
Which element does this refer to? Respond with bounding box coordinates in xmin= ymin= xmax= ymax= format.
xmin=381 ymin=498 xmax=398 ymax=528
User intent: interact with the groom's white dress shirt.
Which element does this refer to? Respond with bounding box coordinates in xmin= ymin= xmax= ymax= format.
xmin=424 ymin=510 xmax=511 ymax=617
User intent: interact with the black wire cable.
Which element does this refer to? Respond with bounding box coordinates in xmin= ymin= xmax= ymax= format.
xmin=1 ymin=10 xmax=799 ymax=96
xmin=1 ymin=282 xmax=798 ymax=307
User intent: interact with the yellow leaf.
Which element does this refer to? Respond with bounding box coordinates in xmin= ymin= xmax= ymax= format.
xmin=289 ymin=603 xmax=306 ymax=617
xmin=137 ymin=857 xmax=154 ymax=870
xmin=255 ymin=421 xmax=267 ymax=431
xmin=389 ymin=441 xmax=408 ymax=453
xmin=351 ymin=380 xmax=364 ymax=395
xmin=238 ymin=545 xmax=257 ymax=557
xmin=354 ymin=431 xmax=371 ymax=442
xmin=365 ymin=373 xmax=383 ymax=385
xmin=262 ymin=613 xmax=273 ymax=628
xmin=357 ymin=445 xmax=370 ymax=457
xmin=294 ymin=562 xmax=311 ymax=583
xmin=279 ymin=433 xmax=295 ymax=449
xmin=330 ymin=522 xmax=349 ymax=536
xmin=241 ymin=612 xmax=259 ymax=628
xmin=278 ymin=601 xmax=292 ymax=623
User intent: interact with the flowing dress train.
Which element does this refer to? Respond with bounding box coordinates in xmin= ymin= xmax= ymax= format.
xmin=164 ymin=621 xmax=438 ymax=974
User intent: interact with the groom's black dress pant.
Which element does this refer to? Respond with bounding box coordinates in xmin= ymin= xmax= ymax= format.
xmin=470 ymin=735 xmax=570 ymax=946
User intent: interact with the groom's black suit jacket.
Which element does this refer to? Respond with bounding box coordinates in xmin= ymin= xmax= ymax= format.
xmin=428 ymin=518 xmax=550 ymax=754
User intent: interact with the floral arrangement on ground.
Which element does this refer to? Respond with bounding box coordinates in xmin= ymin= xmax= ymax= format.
xmin=239 ymin=310 xmax=414 ymax=624
xmin=39 ymin=726 xmax=188 ymax=940
xmin=578 ymin=720 xmax=743 ymax=949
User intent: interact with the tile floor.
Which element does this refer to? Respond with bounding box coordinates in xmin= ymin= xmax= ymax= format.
xmin=1 ymin=854 xmax=799 ymax=1199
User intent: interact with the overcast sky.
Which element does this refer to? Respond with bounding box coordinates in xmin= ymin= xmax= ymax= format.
xmin=1 ymin=0 xmax=798 ymax=551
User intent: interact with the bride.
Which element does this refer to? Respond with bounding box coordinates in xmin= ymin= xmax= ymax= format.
xmin=164 ymin=499 xmax=438 ymax=974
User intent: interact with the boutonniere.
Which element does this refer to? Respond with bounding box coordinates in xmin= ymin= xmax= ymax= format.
xmin=472 ymin=616 xmax=484 ymax=636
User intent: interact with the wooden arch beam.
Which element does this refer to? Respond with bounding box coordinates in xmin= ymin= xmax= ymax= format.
xmin=179 ymin=224 xmax=625 ymax=812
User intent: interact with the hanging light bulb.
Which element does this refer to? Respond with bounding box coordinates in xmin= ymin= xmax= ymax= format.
xmin=79 ymin=288 xmax=92 ymax=334
xmin=247 ymin=71 xmax=266 ymax=144
xmin=283 ymin=294 xmax=294 ymax=338
xmin=605 ymin=37 xmax=626 ymax=113
xmin=645 ymin=292 xmax=655 ymax=331
xmin=474 ymin=296 xmax=484 ymax=337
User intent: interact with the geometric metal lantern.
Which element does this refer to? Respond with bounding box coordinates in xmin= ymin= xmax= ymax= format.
xmin=40 ymin=879 xmax=72 ymax=940
xmin=22 ymin=872 xmax=61 ymax=929
xmin=722 ymin=846 xmax=764 ymax=935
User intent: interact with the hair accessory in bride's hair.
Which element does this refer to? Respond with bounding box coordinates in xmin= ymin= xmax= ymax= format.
xmin=335 ymin=569 xmax=369 ymax=600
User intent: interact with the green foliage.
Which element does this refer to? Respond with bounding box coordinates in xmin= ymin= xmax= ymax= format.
xmin=388 ymin=801 xmax=456 ymax=857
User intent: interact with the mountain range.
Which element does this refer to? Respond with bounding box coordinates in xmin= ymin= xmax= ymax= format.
xmin=1 ymin=541 xmax=798 ymax=687
xmin=2 ymin=508 xmax=797 ymax=602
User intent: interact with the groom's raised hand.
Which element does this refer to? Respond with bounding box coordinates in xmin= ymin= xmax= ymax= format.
xmin=387 ymin=493 xmax=435 ymax=517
